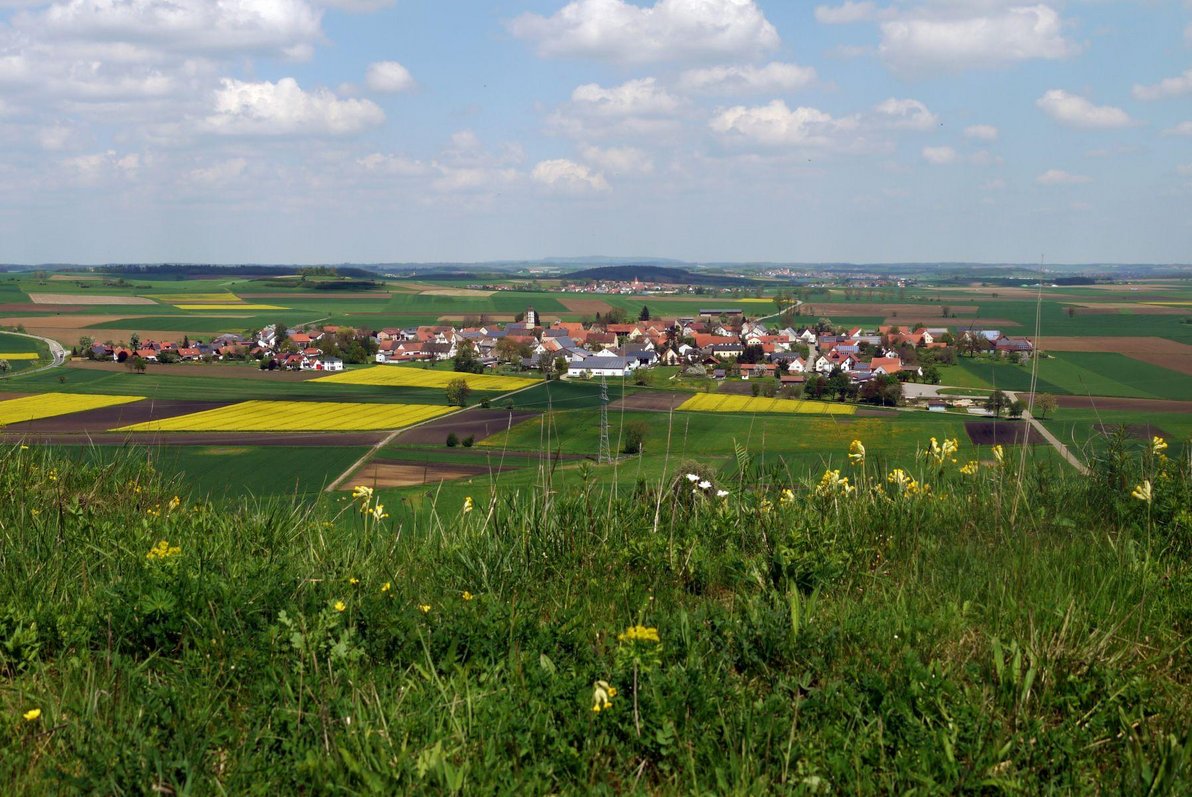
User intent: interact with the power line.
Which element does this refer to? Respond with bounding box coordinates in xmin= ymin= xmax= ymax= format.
xmin=597 ymin=375 xmax=611 ymax=464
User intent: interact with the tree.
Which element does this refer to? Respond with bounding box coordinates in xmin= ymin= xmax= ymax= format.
xmin=942 ymin=306 xmax=951 ymax=318
xmin=921 ymin=364 xmax=941 ymax=385
xmin=622 ymin=420 xmax=648 ymax=455
xmin=554 ymin=356 xmax=569 ymax=379
xmin=1007 ymin=399 xmax=1025 ymax=419
xmin=156 ymin=349 xmax=179 ymax=364
xmin=984 ymin=389 xmax=1010 ymax=418
xmin=639 ymin=305 xmax=650 ymax=321
xmin=495 ymin=337 xmax=531 ymax=364
xmin=452 ymin=339 xmax=484 ymax=374
xmin=1066 ymin=306 xmax=1076 ymax=319
xmin=751 ymin=382 xmax=761 ymax=397
xmin=78 ymin=335 xmax=94 ymax=355
xmin=604 ymin=307 xmax=627 ymax=325
xmin=1036 ymin=393 xmax=1058 ymax=419
xmin=127 ymin=355 xmax=147 ymax=374
xmin=859 ymin=374 xmax=902 ymax=406
xmin=0 ymin=359 xmax=9 ymax=373
xmin=129 ymin=333 xmax=140 ymax=351
xmin=445 ymin=377 xmax=471 ymax=407
xmin=272 ymin=322 xmax=288 ymax=347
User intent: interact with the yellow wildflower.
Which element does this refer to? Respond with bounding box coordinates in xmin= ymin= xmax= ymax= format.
xmin=23 ymin=708 xmax=41 ymax=721
xmin=815 ymin=469 xmax=855 ymax=498
xmin=848 ymin=439 xmax=866 ymax=466
xmin=592 ymin=680 xmax=616 ymax=713
xmin=145 ymin=540 xmax=181 ymax=560
xmin=1152 ymin=436 xmax=1167 ymax=456
xmin=352 ymin=485 xmax=374 ymax=501
xmin=369 ymin=503 xmax=388 ymax=522
xmin=463 ymin=496 xmax=474 ymax=513
xmin=418 ymin=604 xmax=431 ymax=614
xmin=760 ymin=498 xmax=773 ymax=514
xmin=167 ymin=496 xmax=181 ymax=512
xmin=992 ymin=445 xmax=1005 ymax=465
xmin=31 ymin=509 xmax=40 ymax=517
xmin=617 ymin=625 xmax=661 ymax=644
xmin=20 ymin=445 xmax=28 ymax=451
xmin=887 ymin=468 xmax=922 ymax=496
xmin=779 ymin=488 xmax=796 ymax=505
xmin=348 ymin=578 xmax=359 ymax=585
xmin=960 ymin=461 xmax=979 ymax=476
xmin=1131 ymin=480 xmax=1152 ymax=504
xmin=462 ymin=591 xmax=474 ymax=601
xmin=381 ymin=581 xmax=391 ymax=593
xmin=334 ymin=600 xmax=346 ymax=613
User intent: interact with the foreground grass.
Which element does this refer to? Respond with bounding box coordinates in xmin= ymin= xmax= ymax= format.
xmin=1 ymin=439 xmax=1189 ymax=794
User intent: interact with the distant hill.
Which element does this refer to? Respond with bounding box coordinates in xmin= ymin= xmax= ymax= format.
xmin=563 ymin=265 xmax=754 ymax=286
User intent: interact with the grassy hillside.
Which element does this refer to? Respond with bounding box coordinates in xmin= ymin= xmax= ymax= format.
xmin=1 ymin=441 xmax=1189 ymax=794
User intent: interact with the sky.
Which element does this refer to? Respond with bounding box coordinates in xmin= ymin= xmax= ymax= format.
xmin=0 ymin=0 xmax=1190 ymax=265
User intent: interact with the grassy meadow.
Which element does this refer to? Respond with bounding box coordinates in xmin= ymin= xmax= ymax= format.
xmin=1 ymin=437 xmax=1189 ymax=793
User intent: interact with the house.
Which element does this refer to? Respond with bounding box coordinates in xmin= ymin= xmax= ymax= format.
xmin=868 ymin=356 xmax=904 ymax=376
xmin=567 ymin=356 xmax=638 ymax=378
xmin=708 ymin=343 xmax=744 ymax=359
xmin=927 ymin=399 xmax=947 ymax=412
xmin=995 ymin=336 xmax=1034 ymax=357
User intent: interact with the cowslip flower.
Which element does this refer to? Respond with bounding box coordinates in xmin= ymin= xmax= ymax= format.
xmin=848 ymin=439 xmax=865 ymax=466
xmin=960 ymin=461 xmax=979 ymax=476
xmin=816 ymin=469 xmax=855 ymax=498
xmin=992 ymin=445 xmax=1005 ymax=466
xmin=145 ymin=540 xmax=181 ymax=561
xmin=1131 ymin=480 xmax=1152 ymax=504
xmin=780 ymin=488 xmax=796 ymax=505
xmin=352 ymin=485 xmax=374 ymax=502
xmin=369 ymin=503 xmax=388 ymax=522
xmin=463 ymin=496 xmax=474 ymax=513
xmin=23 ymin=708 xmax=41 ymax=721
xmin=1152 ymin=436 xmax=1167 ymax=457
xmin=592 ymin=680 xmax=617 ymax=713
xmin=617 ymin=625 xmax=661 ymax=644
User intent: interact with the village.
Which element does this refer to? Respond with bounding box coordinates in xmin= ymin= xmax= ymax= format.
xmin=80 ymin=305 xmax=1036 ymax=408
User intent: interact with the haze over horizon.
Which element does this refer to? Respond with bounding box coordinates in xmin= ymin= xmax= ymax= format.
xmin=1 ymin=1 xmax=1190 ymax=265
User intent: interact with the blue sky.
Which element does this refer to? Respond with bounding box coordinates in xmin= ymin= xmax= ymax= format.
xmin=0 ymin=0 xmax=1189 ymax=265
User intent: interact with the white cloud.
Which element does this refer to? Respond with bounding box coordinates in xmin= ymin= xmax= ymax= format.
xmin=508 ymin=0 xmax=779 ymax=64
xmin=188 ymin=157 xmax=247 ymax=185
xmin=579 ymin=144 xmax=654 ymax=174
xmin=60 ymin=149 xmax=140 ymax=184
xmin=35 ymin=0 xmax=324 ymax=58
xmin=317 ymin=0 xmax=394 ymax=10
xmin=571 ymin=78 xmax=679 ymax=116
xmin=356 ymin=153 xmax=430 ymax=176
xmin=677 ymin=62 xmax=815 ymax=94
xmin=709 ymin=99 xmax=857 ymax=148
xmin=1132 ymin=68 xmax=1192 ymax=101
xmin=1163 ymin=121 xmax=1192 ymax=136
xmin=532 ymin=158 xmax=610 ymax=193
xmin=814 ymin=2 xmax=883 ymax=25
xmin=365 ymin=61 xmax=415 ymax=93
xmin=1037 ymin=169 xmax=1091 ymax=185
xmin=204 ymin=78 xmax=384 ymax=136
xmin=879 ymin=5 xmax=1078 ymax=73
xmin=1177 ymin=163 xmax=1192 ymax=178
xmin=964 ymin=124 xmax=999 ymax=141
xmin=921 ymin=146 xmax=956 ymax=165
xmin=873 ymin=97 xmax=938 ymax=130
xmin=1036 ymin=89 xmax=1133 ymax=129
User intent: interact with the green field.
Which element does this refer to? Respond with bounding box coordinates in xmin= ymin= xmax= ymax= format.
xmin=943 ymin=353 xmax=1192 ymax=400
xmin=0 ymin=331 xmax=48 ymax=374
xmin=1043 ymin=408 xmax=1192 ymax=460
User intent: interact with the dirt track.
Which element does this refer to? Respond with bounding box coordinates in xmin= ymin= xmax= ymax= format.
xmin=344 ymin=459 xmax=519 ymax=489
xmin=1023 ymin=394 xmax=1192 ymax=413
xmin=392 ymin=408 xmax=538 ymax=445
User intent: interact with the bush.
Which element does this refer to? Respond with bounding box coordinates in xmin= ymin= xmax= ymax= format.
xmin=462 ymin=436 xmax=474 ymax=448
xmin=446 ymin=432 xmax=459 ymax=447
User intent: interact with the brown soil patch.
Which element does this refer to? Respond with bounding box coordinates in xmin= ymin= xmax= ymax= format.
xmin=561 ymin=298 xmax=615 ymax=314
xmin=393 ymin=408 xmax=539 ymax=446
xmin=801 ymin=303 xmax=977 ymax=317
xmin=418 ymin=288 xmax=494 ymax=298
xmin=436 ymin=314 xmax=516 ymax=323
xmin=49 ymin=274 xmax=102 ymax=281
xmin=1023 ymin=394 xmax=1192 ymax=413
xmin=65 ymin=360 xmax=323 ymax=380
xmin=15 ymin=327 xmax=226 ymax=346
xmin=611 ymin=392 xmax=690 ymax=411
xmin=883 ymin=318 xmax=1022 ymax=328
xmin=1 ymin=431 xmax=386 ymax=446
xmin=964 ymin=421 xmax=1045 ymax=446
xmin=28 ymin=293 xmax=157 ymax=306
xmin=2 ymin=400 xmax=222 ymax=433
xmin=238 ymin=292 xmax=389 ymax=300
xmin=0 ymin=314 xmax=130 ymax=329
xmin=1069 ymin=303 xmax=1185 ymax=316
xmin=344 ymin=460 xmax=506 ymax=489
xmin=1036 ymin=337 xmax=1192 ymax=376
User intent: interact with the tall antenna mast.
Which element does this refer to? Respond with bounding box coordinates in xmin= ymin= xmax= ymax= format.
xmin=598 ymin=375 xmax=612 ymax=464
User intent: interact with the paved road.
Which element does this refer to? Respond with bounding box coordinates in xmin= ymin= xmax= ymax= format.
xmin=1006 ymin=390 xmax=1089 ymax=475
xmin=0 ymin=331 xmax=66 ymax=378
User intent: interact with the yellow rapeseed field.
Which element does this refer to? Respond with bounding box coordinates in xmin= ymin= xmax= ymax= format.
xmin=0 ymin=353 xmax=41 ymax=360
xmin=113 ymin=400 xmax=456 ymax=432
xmin=314 ymin=367 xmax=535 ymax=392
xmin=677 ymin=393 xmax=856 ymax=416
xmin=0 ymin=393 xmax=144 ymax=425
